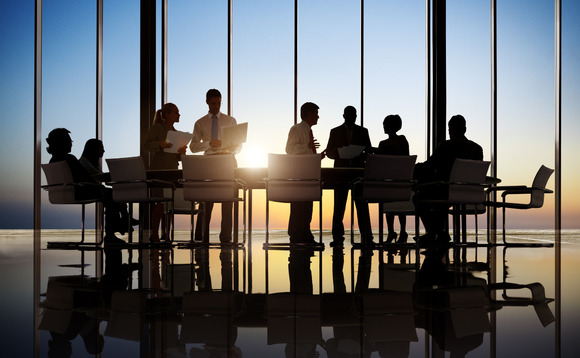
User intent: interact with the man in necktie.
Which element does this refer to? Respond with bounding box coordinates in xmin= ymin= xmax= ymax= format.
xmin=285 ymin=102 xmax=322 ymax=244
xmin=190 ymin=89 xmax=239 ymax=243
xmin=324 ymin=106 xmax=373 ymax=247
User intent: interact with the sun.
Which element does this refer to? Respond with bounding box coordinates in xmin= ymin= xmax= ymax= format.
xmin=238 ymin=143 xmax=268 ymax=168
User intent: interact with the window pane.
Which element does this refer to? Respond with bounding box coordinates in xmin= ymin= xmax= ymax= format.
xmin=365 ymin=0 xmax=426 ymax=160
xmin=298 ymin=0 xmax=360 ymax=168
xmin=167 ymin=0 xmax=228 ymax=148
xmin=42 ymin=1 xmax=96 ymax=228
xmin=447 ymin=0 xmax=491 ymax=158
xmin=498 ymin=0 xmax=554 ymax=228
xmin=233 ymin=0 xmax=294 ymax=168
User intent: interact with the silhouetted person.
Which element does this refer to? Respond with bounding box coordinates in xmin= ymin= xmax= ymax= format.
xmin=325 ymin=106 xmax=373 ymax=247
xmin=80 ymin=138 xmax=138 ymax=229
xmin=144 ymin=102 xmax=187 ymax=242
xmin=285 ymin=102 xmax=323 ymax=244
xmin=46 ymin=128 xmax=125 ymax=244
xmin=79 ymin=138 xmax=105 ymax=176
xmin=189 ymin=89 xmax=240 ymax=243
xmin=414 ymin=115 xmax=483 ymax=244
xmin=376 ymin=114 xmax=411 ymax=244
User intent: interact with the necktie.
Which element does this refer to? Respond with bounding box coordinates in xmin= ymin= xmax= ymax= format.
xmin=309 ymin=129 xmax=316 ymax=154
xmin=211 ymin=114 xmax=218 ymax=140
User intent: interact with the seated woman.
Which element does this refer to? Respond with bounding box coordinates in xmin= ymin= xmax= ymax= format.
xmin=80 ymin=138 xmax=138 ymax=229
xmin=46 ymin=128 xmax=126 ymax=244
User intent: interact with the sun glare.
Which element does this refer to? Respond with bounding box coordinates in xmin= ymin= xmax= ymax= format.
xmin=238 ymin=143 xmax=268 ymax=168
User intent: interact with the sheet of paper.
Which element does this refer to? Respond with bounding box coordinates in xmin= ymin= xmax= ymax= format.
xmin=164 ymin=130 xmax=193 ymax=153
xmin=337 ymin=144 xmax=365 ymax=159
xmin=220 ymin=122 xmax=248 ymax=147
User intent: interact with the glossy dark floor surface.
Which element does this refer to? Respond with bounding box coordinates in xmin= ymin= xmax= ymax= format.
xmin=1 ymin=229 xmax=580 ymax=358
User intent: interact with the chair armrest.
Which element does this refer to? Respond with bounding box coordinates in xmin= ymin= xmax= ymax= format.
xmin=234 ymin=178 xmax=247 ymax=190
xmin=42 ymin=182 xmax=103 ymax=190
xmin=486 ymin=185 xmax=528 ymax=192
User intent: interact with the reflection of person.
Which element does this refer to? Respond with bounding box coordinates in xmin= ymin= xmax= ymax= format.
xmin=285 ymin=102 xmax=322 ymax=244
xmin=325 ymin=106 xmax=373 ymax=247
xmin=144 ymin=102 xmax=187 ymax=242
xmin=46 ymin=128 xmax=125 ymax=244
xmin=376 ymin=114 xmax=410 ymax=244
xmin=414 ymin=115 xmax=484 ymax=244
xmin=189 ymin=89 xmax=239 ymax=243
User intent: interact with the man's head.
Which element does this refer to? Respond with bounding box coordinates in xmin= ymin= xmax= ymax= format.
xmin=343 ymin=106 xmax=357 ymax=127
xmin=46 ymin=128 xmax=72 ymax=155
xmin=300 ymin=102 xmax=319 ymax=126
xmin=448 ymin=114 xmax=467 ymax=139
xmin=206 ymin=89 xmax=222 ymax=115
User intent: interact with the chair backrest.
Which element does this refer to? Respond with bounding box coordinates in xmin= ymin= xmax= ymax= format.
xmin=41 ymin=162 xmax=76 ymax=204
xmin=106 ymin=156 xmax=148 ymax=202
xmin=448 ymin=159 xmax=491 ymax=204
xmin=362 ymin=154 xmax=417 ymax=202
xmin=267 ymin=154 xmax=321 ymax=202
xmin=181 ymin=154 xmax=237 ymax=202
xmin=530 ymin=165 xmax=554 ymax=207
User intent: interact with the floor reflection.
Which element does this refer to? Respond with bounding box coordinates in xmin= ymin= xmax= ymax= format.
xmin=27 ymin=230 xmax=566 ymax=357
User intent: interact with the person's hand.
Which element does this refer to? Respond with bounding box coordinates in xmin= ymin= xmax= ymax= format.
xmin=309 ymin=138 xmax=320 ymax=150
xmin=177 ymin=145 xmax=187 ymax=155
xmin=160 ymin=141 xmax=172 ymax=149
xmin=209 ymin=139 xmax=222 ymax=148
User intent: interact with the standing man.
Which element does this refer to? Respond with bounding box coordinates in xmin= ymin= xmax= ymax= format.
xmin=190 ymin=89 xmax=240 ymax=243
xmin=325 ymin=106 xmax=373 ymax=247
xmin=285 ymin=102 xmax=322 ymax=244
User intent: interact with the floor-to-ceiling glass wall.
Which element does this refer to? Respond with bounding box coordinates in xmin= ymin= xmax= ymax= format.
xmin=232 ymin=0 xmax=295 ymax=230
xmin=166 ymin=0 xmax=228 ymax=149
xmin=364 ymin=0 xmax=426 ymax=161
xmin=41 ymin=0 xmax=97 ymax=228
xmin=497 ymin=0 xmax=555 ymax=229
xmin=102 ymin=1 xmax=141 ymax=163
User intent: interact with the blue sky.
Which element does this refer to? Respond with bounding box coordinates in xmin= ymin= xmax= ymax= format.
xmin=0 ymin=0 xmax=578 ymax=229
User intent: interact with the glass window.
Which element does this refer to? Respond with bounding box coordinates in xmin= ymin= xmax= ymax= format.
xmin=365 ymin=0 xmax=426 ymax=160
xmin=497 ymin=0 xmax=555 ymax=229
xmin=42 ymin=0 xmax=97 ymax=228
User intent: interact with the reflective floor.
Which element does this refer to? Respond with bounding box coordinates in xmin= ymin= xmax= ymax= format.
xmin=1 ymin=229 xmax=580 ymax=357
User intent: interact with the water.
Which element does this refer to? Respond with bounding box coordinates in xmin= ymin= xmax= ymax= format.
xmin=1 ymin=229 xmax=580 ymax=357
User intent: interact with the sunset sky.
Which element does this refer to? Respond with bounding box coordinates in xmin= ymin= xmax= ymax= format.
xmin=1 ymin=0 xmax=578 ymax=230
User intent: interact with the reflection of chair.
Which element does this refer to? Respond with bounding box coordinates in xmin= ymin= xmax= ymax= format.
xmin=265 ymin=154 xmax=322 ymax=248
xmin=179 ymin=154 xmax=246 ymax=246
xmin=104 ymin=290 xmax=173 ymax=341
xmin=352 ymin=154 xmax=417 ymax=245
xmin=415 ymin=159 xmax=491 ymax=243
xmin=414 ymin=276 xmax=491 ymax=354
xmin=267 ymin=293 xmax=322 ymax=346
xmin=180 ymin=291 xmax=244 ymax=346
xmin=488 ymin=247 xmax=555 ymax=326
xmin=42 ymin=162 xmax=104 ymax=246
xmin=352 ymin=291 xmax=418 ymax=346
xmin=106 ymin=156 xmax=175 ymax=243
xmin=485 ymin=165 xmax=554 ymax=244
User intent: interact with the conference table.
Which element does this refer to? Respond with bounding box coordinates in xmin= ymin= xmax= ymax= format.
xmin=146 ymin=167 xmax=366 ymax=245
xmin=145 ymin=168 xmax=499 ymax=246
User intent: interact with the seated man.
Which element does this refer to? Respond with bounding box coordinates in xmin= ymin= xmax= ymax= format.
xmin=413 ymin=115 xmax=483 ymax=244
xmin=46 ymin=128 xmax=127 ymax=244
